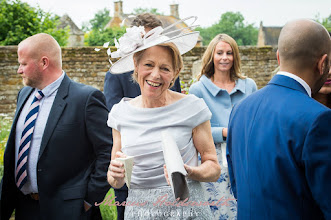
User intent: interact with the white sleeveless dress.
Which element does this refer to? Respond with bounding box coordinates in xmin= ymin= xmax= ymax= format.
xmin=107 ymin=94 xmax=213 ymax=219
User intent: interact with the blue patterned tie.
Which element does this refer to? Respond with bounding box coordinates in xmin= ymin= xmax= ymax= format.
xmin=16 ymin=90 xmax=44 ymax=190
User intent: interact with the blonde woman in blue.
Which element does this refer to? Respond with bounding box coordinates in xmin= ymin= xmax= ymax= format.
xmin=189 ymin=34 xmax=257 ymax=220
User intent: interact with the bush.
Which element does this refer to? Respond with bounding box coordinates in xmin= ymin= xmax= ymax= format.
xmin=99 ymin=188 xmax=117 ymax=220
xmin=85 ymin=26 xmax=126 ymax=46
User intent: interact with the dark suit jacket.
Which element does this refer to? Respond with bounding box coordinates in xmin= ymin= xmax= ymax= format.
xmin=227 ymin=74 xmax=331 ymax=220
xmin=0 ymin=74 xmax=112 ymax=219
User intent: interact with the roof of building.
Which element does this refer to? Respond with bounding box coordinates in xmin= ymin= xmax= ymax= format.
xmin=262 ymin=26 xmax=282 ymax=46
xmin=58 ymin=14 xmax=84 ymax=35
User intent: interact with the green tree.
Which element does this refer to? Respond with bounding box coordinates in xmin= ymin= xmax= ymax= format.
xmin=0 ymin=0 xmax=69 ymax=46
xmin=84 ymin=7 xmax=163 ymax=46
xmin=197 ymin=12 xmax=258 ymax=46
xmin=315 ymin=13 xmax=331 ymax=32
xmin=82 ymin=8 xmax=111 ymax=31
xmin=85 ymin=26 xmax=125 ymax=46
xmin=133 ymin=8 xmax=163 ymax=15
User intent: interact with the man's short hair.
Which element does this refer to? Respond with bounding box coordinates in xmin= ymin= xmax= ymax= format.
xmin=130 ymin=13 xmax=163 ymax=29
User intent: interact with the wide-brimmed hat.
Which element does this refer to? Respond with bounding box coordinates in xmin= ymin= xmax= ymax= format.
xmin=106 ymin=16 xmax=200 ymax=74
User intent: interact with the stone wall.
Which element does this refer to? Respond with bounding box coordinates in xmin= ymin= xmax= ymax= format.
xmin=0 ymin=46 xmax=278 ymax=116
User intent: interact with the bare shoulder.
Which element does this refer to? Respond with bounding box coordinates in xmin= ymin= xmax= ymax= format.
xmin=128 ymin=95 xmax=141 ymax=107
xmin=169 ymin=90 xmax=186 ymax=102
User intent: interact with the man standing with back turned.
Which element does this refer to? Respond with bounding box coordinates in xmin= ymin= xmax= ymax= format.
xmin=0 ymin=33 xmax=112 ymax=220
xmin=227 ymin=19 xmax=331 ymax=219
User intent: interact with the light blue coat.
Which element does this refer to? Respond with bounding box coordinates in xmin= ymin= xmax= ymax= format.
xmin=189 ymin=75 xmax=257 ymax=143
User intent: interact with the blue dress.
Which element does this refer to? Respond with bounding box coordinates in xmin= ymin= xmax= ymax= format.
xmin=189 ymin=75 xmax=257 ymax=220
xmin=107 ymin=94 xmax=214 ymax=219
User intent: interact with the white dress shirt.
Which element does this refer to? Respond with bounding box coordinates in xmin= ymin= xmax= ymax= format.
xmin=277 ymin=71 xmax=312 ymax=97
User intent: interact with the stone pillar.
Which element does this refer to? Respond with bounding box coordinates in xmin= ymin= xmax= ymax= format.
xmin=170 ymin=4 xmax=179 ymax=18
xmin=114 ymin=0 xmax=123 ymax=18
xmin=257 ymin=21 xmax=265 ymax=47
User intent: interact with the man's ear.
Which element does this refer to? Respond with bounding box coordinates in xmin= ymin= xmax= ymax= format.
xmin=317 ymin=54 xmax=328 ymax=76
xmin=276 ymin=50 xmax=280 ymax=66
xmin=40 ymin=56 xmax=49 ymax=70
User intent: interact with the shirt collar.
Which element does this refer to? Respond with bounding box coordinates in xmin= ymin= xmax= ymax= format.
xmin=200 ymin=74 xmax=245 ymax=96
xmin=39 ymin=71 xmax=65 ymax=97
xmin=277 ymin=71 xmax=311 ymax=97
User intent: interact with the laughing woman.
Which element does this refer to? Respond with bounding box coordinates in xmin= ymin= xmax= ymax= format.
xmin=189 ymin=34 xmax=257 ymax=220
xmin=106 ymin=24 xmax=221 ymax=219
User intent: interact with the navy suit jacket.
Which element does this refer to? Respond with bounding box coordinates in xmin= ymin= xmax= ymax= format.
xmin=227 ymin=74 xmax=331 ymax=220
xmin=0 ymin=74 xmax=112 ymax=219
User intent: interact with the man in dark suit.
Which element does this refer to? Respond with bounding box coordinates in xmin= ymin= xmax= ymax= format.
xmin=103 ymin=13 xmax=181 ymax=220
xmin=227 ymin=19 xmax=331 ymax=219
xmin=0 ymin=33 xmax=112 ymax=219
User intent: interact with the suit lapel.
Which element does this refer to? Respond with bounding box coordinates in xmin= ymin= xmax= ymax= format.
xmin=38 ymin=74 xmax=70 ymax=159
xmin=268 ymin=74 xmax=308 ymax=95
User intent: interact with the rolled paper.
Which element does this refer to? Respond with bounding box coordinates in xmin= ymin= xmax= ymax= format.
xmin=161 ymin=130 xmax=189 ymax=201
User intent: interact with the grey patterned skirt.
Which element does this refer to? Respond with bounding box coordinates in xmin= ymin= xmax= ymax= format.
xmin=124 ymin=180 xmax=213 ymax=220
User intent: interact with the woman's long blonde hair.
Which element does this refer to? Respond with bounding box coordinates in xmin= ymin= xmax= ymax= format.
xmin=197 ymin=34 xmax=245 ymax=81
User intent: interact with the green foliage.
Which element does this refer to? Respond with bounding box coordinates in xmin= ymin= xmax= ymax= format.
xmin=0 ymin=0 xmax=69 ymax=46
xmin=85 ymin=26 xmax=126 ymax=46
xmin=83 ymin=7 xmax=126 ymax=46
xmin=180 ymin=78 xmax=197 ymax=95
xmin=82 ymin=8 xmax=111 ymax=32
xmin=197 ymin=12 xmax=258 ymax=46
xmin=133 ymin=7 xmax=163 ymax=15
xmin=0 ymin=115 xmax=12 ymax=178
xmin=99 ymin=188 xmax=117 ymax=220
xmin=83 ymin=7 xmax=165 ymax=46
xmin=315 ymin=13 xmax=331 ymax=32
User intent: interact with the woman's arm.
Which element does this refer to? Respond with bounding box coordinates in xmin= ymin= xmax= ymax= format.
xmin=107 ymin=128 xmax=126 ymax=189
xmin=186 ymin=120 xmax=221 ymax=182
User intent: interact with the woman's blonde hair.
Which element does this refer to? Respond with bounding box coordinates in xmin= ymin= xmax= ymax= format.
xmin=197 ymin=34 xmax=245 ymax=81
xmin=132 ymin=42 xmax=183 ymax=88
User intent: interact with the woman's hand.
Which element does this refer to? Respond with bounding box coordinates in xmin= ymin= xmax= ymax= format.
xmin=107 ymin=151 xmax=127 ymax=188
xmin=183 ymin=164 xmax=193 ymax=178
xmin=164 ymin=164 xmax=194 ymax=185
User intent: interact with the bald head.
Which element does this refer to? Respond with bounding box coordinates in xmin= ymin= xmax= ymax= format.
xmin=278 ymin=19 xmax=331 ymax=70
xmin=18 ymin=33 xmax=62 ymax=69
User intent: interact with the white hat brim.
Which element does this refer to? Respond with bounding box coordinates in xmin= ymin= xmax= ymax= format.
xmin=110 ymin=31 xmax=200 ymax=74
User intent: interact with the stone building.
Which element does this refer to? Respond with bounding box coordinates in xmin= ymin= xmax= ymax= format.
xmin=257 ymin=21 xmax=282 ymax=48
xmin=104 ymin=0 xmax=203 ymax=46
xmin=58 ymin=14 xmax=85 ymax=47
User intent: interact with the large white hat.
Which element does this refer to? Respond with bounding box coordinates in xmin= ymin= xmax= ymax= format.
xmin=108 ymin=16 xmax=200 ymax=74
